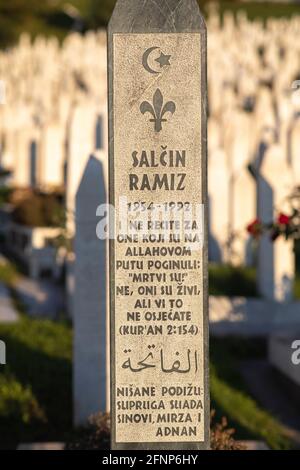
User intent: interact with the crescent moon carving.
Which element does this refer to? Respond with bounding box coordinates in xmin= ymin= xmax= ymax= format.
xmin=142 ymin=46 xmax=160 ymax=75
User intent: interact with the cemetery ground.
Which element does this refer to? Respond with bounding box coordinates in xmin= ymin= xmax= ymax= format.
xmin=0 ymin=259 xmax=298 ymax=450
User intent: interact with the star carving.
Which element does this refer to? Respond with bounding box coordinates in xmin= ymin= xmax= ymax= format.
xmin=155 ymin=52 xmax=171 ymax=68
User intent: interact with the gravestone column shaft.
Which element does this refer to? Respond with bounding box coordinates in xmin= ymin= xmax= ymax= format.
xmin=108 ymin=0 xmax=209 ymax=450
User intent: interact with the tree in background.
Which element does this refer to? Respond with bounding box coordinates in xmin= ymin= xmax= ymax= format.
xmin=0 ymin=0 xmax=48 ymax=47
xmin=0 ymin=0 xmax=218 ymax=48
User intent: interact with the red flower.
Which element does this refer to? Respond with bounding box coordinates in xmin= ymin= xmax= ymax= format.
xmin=278 ymin=213 xmax=290 ymax=225
xmin=247 ymin=218 xmax=262 ymax=238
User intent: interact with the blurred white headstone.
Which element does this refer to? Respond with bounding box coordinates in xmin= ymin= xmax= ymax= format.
xmin=73 ymin=151 xmax=109 ymax=425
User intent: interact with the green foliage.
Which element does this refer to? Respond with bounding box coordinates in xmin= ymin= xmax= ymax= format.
xmin=12 ymin=192 xmax=64 ymax=227
xmin=209 ymin=264 xmax=258 ymax=297
xmin=0 ymin=1 xmax=299 ymax=48
xmin=0 ymin=316 xmax=72 ymax=448
xmin=0 ymin=371 xmax=45 ymax=424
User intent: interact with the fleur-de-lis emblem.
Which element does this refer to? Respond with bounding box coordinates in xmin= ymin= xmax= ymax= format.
xmin=140 ymin=88 xmax=176 ymax=133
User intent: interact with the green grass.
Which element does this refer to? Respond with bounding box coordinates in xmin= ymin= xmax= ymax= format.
xmin=0 ymin=260 xmax=72 ymax=448
xmin=0 ymin=316 xmax=72 ymax=449
xmin=210 ymin=337 xmax=291 ymax=450
xmin=209 ymin=264 xmax=258 ymax=297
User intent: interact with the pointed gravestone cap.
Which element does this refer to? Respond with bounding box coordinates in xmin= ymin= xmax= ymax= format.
xmin=108 ymin=0 xmax=206 ymax=33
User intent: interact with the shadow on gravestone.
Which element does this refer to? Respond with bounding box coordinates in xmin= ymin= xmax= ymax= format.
xmin=29 ymin=140 xmax=37 ymax=188
xmin=66 ymin=102 xmax=99 ymax=236
xmin=73 ymin=154 xmax=109 ymax=426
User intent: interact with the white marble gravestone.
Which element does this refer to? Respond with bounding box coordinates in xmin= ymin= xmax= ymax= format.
xmin=73 ymin=151 xmax=109 ymax=425
xmin=230 ymin=111 xmax=256 ymax=265
xmin=66 ymin=100 xmax=99 ymax=235
xmin=258 ymin=143 xmax=295 ymax=302
xmin=208 ymin=148 xmax=229 ymax=262
xmin=290 ymin=118 xmax=300 ymax=185
xmin=108 ymin=0 xmax=209 ymax=451
xmin=232 ymin=167 xmax=256 ymax=266
xmin=39 ymin=124 xmax=65 ymax=189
